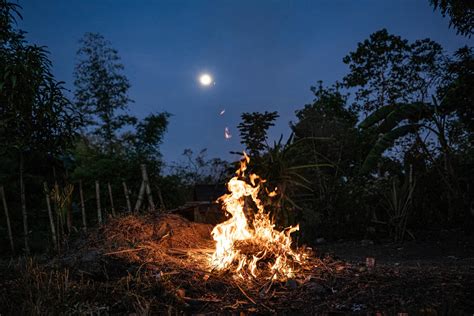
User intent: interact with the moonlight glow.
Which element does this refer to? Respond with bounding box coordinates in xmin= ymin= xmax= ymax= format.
xmin=199 ymin=73 xmax=213 ymax=86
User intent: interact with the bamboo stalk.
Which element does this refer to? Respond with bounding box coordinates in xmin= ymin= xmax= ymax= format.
xmin=66 ymin=191 xmax=72 ymax=234
xmin=64 ymin=182 xmax=72 ymax=234
xmin=52 ymin=182 xmax=61 ymax=246
xmin=79 ymin=180 xmax=87 ymax=230
xmin=19 ymin=152 xmax=29 ymax=254
xmin=43 ymin=182 xmax=57 ymax=250
xmin=141 ymin=164 xmax=155 ymax=210
xmin=95 ymin=181 xmax=102 ymax=224
xmin=0 ymin=186 xmax=14 ymax=253
xmin=122 ymin=181 xmax=132 ymax=213
xmin=55 ymin=182 xmax=64 ymax=237
xmin=134 ymin=181 xmax=145 ymax=212
xmin=107 ymin=182 xmax=116 ymax=217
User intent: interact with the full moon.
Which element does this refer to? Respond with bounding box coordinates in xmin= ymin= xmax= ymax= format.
xmin=199 ymin=73 xmax=213 ymax=86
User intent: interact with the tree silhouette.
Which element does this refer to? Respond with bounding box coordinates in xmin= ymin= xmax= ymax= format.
xmin=237 ymin=111 xmax=279 ymax=157
xmin=1 ymin=0 xmax=80 ymax=253
xmin=343 ymin=29 xmax=444 ymax=114
xmin=74 ymin=32 xmax=134 ymax=152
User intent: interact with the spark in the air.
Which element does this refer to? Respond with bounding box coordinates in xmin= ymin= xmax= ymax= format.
xmin=224 ymin=127 xmax=232 ymax=139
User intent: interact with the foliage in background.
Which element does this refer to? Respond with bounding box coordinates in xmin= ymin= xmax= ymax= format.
xmin=70 ymin=32 xmax=175 ymax=216
xmin=0 ymin=0 xmax=473 ymax=253
xmin=289 ymin=83 xmax=369 ymax=239
xmin=429 ymin=0 xmax=474 ymax=37
xmin=0 ymin=0 xmax=81 ymax=253
xmin=358 ymin=102 xmax=432 ymax=174
xmin=237 ymin=111 xmax=279 ymax=157
xmin=168 ymin=148 xmax=233 ymax=186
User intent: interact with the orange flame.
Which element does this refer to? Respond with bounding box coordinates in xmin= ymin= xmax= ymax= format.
xmin=210 ymin=152 xmax=306 ymax=280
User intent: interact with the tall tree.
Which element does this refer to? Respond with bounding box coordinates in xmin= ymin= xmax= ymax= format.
xmin=74 ymin=32 xmax=133 ymax=152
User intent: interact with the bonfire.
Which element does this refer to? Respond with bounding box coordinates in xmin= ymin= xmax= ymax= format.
xmin=210 ymin=152 xmax=309 ymax=281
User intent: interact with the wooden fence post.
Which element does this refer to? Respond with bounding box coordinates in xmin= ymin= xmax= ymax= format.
xmin=54 ymin=182 xmax=64 ymax=237
xmin=19 ymin=152 xmax=29 ymax=254
xmin=141 ymin=164 xmax=155 ymax=210
xmin=0 ymin=186 xmax=14 ymax=253
xmin=107 ymin=183 xmax=116 ymax=217
xmin=134 ymin=181 xmax=145 ymax=213
xmin=43 ymin=182 xmax=57 ymax=250
xmin=95 ymin=181 xmax=102 ymax=224
xmin=122 ymin=181 xmax=132 ymax=213
xmin=79 ymin=180 xmax=87 ymax=230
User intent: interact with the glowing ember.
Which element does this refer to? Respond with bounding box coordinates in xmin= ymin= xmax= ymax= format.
xmin=224 ymin=127 xmax=232 ymax=139
xmin=210 ymin=152 xmax=307 ymax=280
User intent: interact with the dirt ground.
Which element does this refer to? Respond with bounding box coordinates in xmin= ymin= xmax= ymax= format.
xmin=1 ymin=214 xmax=473 ymax=315
xmin=313 ymin=231 xmax=474 ymax=314
xmin=317 ymin=229 xmax=474 ymax=267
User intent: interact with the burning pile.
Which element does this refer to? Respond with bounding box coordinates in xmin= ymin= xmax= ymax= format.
xmin=210 ymin=153 xmax=309 ymax=280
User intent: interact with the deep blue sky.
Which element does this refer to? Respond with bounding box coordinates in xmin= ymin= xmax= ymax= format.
xmin=19 ymin=0 xmax=471 ymax=165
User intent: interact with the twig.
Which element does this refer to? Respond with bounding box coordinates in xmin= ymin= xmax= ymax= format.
xmin=183 ymin=296 xmax=222 ymax=303
xmin=104 ymin=248 xmax=145 ymax=255
xmin=234 ymin=282 xmax=256 ymax=304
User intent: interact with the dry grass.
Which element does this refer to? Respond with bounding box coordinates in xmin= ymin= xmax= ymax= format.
xmin=1 ymin=213 xmax=472 ymax=314
xmin=0 ymin=257 xmax=183 ymax=315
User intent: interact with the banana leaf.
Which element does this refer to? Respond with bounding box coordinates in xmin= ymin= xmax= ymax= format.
xmin=360 ymin=124 xmax=419 ymax=174
xmin=359 ymin=104 xmax=397 ymax=129
xmin=379 ymin=102 xmax=432 ymax=132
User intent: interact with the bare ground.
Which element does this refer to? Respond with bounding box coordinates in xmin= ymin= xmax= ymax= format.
xmin=0 ymin=214 xmax=473 ymax=315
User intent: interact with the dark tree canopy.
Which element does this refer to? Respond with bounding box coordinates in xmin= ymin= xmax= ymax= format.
xmin=430 ymin=0 xmax=474 ymax=37
xmin=343 ymin=29 xmax=444 ymax=114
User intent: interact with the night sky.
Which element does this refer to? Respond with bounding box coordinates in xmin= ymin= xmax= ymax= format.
xmin=19 ymin=0 xmax=471 ymax=165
